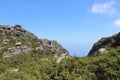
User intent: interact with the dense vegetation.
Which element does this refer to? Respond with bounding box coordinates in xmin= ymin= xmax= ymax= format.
xmin=0 ymin=48 xmax=120 ymax=80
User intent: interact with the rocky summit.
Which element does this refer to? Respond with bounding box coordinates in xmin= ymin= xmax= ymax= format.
xmin=88 ymin=32 xmax=120 ymax=56
xmin=0 ymin=24 xmax=69 ymax=58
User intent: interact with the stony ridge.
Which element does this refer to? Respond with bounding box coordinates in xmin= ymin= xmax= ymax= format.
xmin=0 ymin=24 xmax=36 ymax=38
xmin=0 ymin=24 xmax=69 ymax=58
xmin=88 ymin=32 xmax=120 ymax=56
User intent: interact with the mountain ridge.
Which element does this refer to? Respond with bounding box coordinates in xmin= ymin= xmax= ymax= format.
xmin=0 ymin=24 xmax=69 ymax=58
xmin=88 ymin=32 xmax=120 ymax=56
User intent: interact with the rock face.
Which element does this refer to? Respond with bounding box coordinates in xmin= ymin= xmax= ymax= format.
xmin=0 ymin=24 xmax=69 ymax=58
xmin=40 ymin=39 xmax=68 ymax=53
xmin=88 ymin=32 xmax=120 ymax=56
xmin=35 ymin=39 xmax=68 ymax=55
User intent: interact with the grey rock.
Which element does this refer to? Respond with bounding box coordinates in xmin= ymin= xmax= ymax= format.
xmin=35 ymin=46 xmax=43 ymax=50
xmin=7 ymin=47 xmax=15 ymax=51
xmin=3 ymin=42 xmax=8 ymax=45
xmin=3 ymin=39 xmax=10 ymax=45
xmin=15 ymin=42 xmax=22 ymax=46
xmin=0 ymin=24 xmax=36 ymax=38
xmin=40 ymin=39 xmax=69 ymax=55
xmin=56 ymin=54 xmax=66 ymax=63
xmin=3 ymin=39 xmax=10 ymax=42
xmin=97 ymin=48 xmax=107 ymax=54
xmin=3 ymin=46 xmax=31 ymax=58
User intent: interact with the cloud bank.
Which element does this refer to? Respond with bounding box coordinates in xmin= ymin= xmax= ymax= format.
xmin=91 ymin=0 xmax=116 ymax=15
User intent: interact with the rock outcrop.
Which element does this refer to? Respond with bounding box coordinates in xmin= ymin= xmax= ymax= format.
xmin=39 ymin=39 xmax=68 ymax=54
xmin=88 ymin=32 xmax=120 ymax=56
xmin=0 ymin=24 xmax=36 ymax=38
xmin=0 ymin=24 xmax=69 ymax=58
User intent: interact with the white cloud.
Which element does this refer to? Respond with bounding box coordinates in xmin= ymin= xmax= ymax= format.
xmin=91 ymin=0 xmax=116 ymax=15
xmin=114 ymin=19 xmax=120 ymax=27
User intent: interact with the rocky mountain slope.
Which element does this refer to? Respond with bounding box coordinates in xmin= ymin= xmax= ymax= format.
xmin=0 ymin=25 xmax=120 ymax=80
xmin=88 ymin=32 xmax=120 ymax=56
xmin=0 ymin=24 xmax=69 ymax=58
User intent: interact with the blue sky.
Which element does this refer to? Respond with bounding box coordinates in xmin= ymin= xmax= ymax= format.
xmin=0 ymin=0 xmax=120 ymax=56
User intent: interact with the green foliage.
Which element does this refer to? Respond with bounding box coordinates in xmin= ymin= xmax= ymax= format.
xmin=0 ymin=64 xmax=7 ymax=74
xmin=0 ymin=49 xmax=120 ymax=80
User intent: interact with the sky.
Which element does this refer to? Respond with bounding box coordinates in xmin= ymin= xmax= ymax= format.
xmin=0 ymin=0 xmax=120 ymax=56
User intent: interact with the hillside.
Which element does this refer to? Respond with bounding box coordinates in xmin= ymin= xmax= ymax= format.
xmin=0 ymin=24 xmax=120 ymax=80
xmin=88 ymin=32 xmax=120 ymax=56
xmin=0 ymin=24 xmax=69 ymax=58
